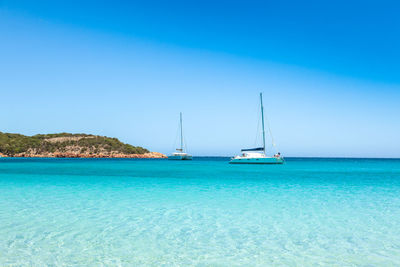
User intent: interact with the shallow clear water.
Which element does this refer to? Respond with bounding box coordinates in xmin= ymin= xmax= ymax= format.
xmin=0 ymin=157 xmax=400 ymax=266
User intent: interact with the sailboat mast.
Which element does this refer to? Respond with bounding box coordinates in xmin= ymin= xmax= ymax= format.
xmin=260 ymin=93 xmax=266 ymax=153
xmin=180 ymin=112 xmax=183 ymax=151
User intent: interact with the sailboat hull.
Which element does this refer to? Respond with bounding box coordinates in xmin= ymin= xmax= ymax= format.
xmin=229 ymin=157 xmax=284 ymax=164
xmin=168 ymin=155 xmax=192 ymax=160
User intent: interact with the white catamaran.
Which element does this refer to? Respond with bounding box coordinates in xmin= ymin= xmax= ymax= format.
xmin=230 ymin=93 xmax=284 ymax=164
xmin=168 ymin=112 xmax=192 ymax=160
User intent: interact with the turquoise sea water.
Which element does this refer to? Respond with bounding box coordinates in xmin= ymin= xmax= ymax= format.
xmin=0 ymin=157 xmax=400 ymax=266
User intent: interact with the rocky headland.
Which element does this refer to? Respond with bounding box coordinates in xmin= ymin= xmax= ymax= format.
xmin=0 ymin=132 xmax=166 ymax=159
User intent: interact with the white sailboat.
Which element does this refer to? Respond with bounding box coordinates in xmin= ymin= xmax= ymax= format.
xmin=230 ymin=93 xmax=284 ymax=164
xmin=168 ymin=112 xmax=192 ymax=160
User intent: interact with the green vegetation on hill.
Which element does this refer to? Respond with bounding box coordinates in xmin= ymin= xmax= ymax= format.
xmin=0 ymin=132 xmax=149 ymax=156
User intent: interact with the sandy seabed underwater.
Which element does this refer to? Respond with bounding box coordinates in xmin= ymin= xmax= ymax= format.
xmin=0 ymin=157 xmax=399 ymax=266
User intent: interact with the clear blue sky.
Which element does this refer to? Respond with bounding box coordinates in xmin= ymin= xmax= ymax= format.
xmin=1 ymin=0 xmax=399 ymax=157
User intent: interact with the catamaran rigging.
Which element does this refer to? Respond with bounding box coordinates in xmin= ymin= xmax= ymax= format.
xmin=230 ymin=93 xmax=284 ymax=164
xmin=168 ymin=112 xmax=192 ymax=160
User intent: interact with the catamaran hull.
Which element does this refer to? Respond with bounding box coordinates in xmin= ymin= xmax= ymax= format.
xmin=229 ymin=157 xmax=284 ymax=164
xmin=168 ymin=155 xmax=192 ymax=160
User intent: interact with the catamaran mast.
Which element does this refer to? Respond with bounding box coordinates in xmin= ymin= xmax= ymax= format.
xmin=180 ymin=112 xmax=183 ymax=152
xmin=260 ymin=93 xmax=266 ymax=154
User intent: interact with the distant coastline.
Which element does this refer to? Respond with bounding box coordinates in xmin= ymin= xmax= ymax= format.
xmin=0 ymin=132 xmax=167 ymax=159
xmin=0 ymin=152 xmax=166 ymax=159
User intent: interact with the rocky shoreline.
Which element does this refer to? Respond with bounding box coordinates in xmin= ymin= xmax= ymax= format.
xmin=0 ymin=132 xmax=167 ymax=159
xmin=0 ymin=152 xmax=167 ymax=159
